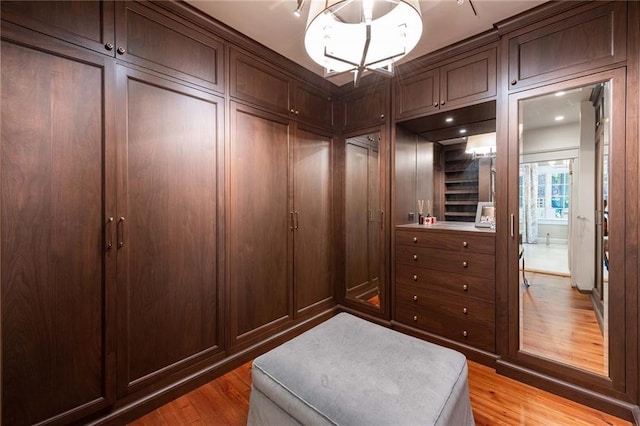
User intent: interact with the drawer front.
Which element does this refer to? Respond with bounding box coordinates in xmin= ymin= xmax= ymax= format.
xmin=396 ymin=302 xmax=495 ymax=352
xmin=396 ymin=283 xmax=494 ymax=328
xmin=396 ymin=229 xmax=494 ymax=254
xmin=396 ymin=245 xmax=495 ymax=279
xmin=395 ymin=263 xmax=495 ymax=302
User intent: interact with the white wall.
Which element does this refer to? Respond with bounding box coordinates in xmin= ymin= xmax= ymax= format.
xmin=522 ymin=123 xmax=580 ymax=163
xmin=538 ymin=223 xmax=568 ymax=243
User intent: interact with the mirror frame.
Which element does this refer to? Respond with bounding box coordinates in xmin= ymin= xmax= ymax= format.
xmin=502 ymin=68 xmax=629 ymax=396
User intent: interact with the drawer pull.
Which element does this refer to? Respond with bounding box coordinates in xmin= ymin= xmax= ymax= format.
xmin=413 ymin=315 xmax=418 ymax=322
xmin=463 ymin=307 xmax=468 ymax=314
xmin=413 ymin=254 xmax=418 ymax=261
xmin=413 ymin=236 xmax=418 ymax=243
xmin=462 ymin=330 xmax=468 ymax=338
xmin=412 ymin=275 xmax=418 ymax=281
xmin=412 ymin=295 xmax=418 ymax=302
xmin=462 ymin=261 xmax=468 ymax=268
xmin=462 ymin=284 xmax=468 ymax=291
xmin=462 ymin=241 xmax=468 ymax=247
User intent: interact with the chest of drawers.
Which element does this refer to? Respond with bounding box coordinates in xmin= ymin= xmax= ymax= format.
xmin=394 ymin=223 xmax=496 ymax=353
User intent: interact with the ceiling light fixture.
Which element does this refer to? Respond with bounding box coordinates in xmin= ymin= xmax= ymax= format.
xmin=465 ymin=132 xmax=496 ymax=159
xmin=293 ymin=0 xmax=305 ymax=17
xmin=555 ymin=115 xmax=565 ymax=121
xmin=459 ymin=129 xmax=467 ymax=134
xmin=304 ymin=0 xmax=422 ymax=87
xmin=445 ymin=117 xmax=454 ymax=123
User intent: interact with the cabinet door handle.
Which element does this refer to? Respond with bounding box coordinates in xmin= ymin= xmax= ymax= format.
xmin=368 ymin=209 xmax=373 ymax=222
xmin=413 ymin=315 xmax=418 ymax=322
xmin=117 ymin=47 xmax=126 ymax=55
xmin=440 ymin=100 xmax=445 ymax=106
xmin=413 ymin=236 xmax=418 ymax=243
xmin=462 ymin=284 xmax=468 ymax=291
xmin=412 ymin=295 xmax=418 ymax=301
xmin=106 ymin=217 xmax=114 ymax=250
xmin=462 ymin=261 xmax=468 ymax=268
xmin=510 ymin=213 xmax=515 ymax=238
xmin=294 ymin=211 xmax=299 ymax=230
xmin=289 ymin=212 xmax=295 ymax=230
xmin=117 ymin=217 xmax=125 ymax=248
xmin=380 ymin=211 xmax=384 ymax=229
xmin=434 ymin=102 xmax=439 ymax=107
xmin=105 ymin=42 xmax=114 ymax=51
xmin=462 ymin=330 xmax=468 ymax=337
xmin=511 ymin=79 xmax=518 ymax=86
xmin=463 ymin=307 xmax=468 ymax=314
xmin=412 ymin=275 xmax=418 ymax=281
xmin=412 ymin=254 xmax=418 ymax=261
xmin=462 ymin=241 xmax=468 ymax=247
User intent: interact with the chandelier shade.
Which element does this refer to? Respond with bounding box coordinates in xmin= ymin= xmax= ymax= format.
xmin=304 ymin=0 xmax=422 ymax=85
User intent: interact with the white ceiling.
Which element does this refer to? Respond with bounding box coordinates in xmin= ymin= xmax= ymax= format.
xmin=186 ymin=0 xmax=548 ymax=86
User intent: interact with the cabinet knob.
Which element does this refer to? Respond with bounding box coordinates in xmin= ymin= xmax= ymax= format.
xmin=440 ymin=100 xmax=445 ymax=105
xmin=434 ymin=102 xmax=439 ymax=107
xmin=117 ymin=47 xmax=126 ymax=55
xmin=295 ymin=110 xmax=299 ymax=115
xmin=462 ymin=330 xmax=468 ymax=338
xmin=105 ymin=42 xmax=114 ymax=51
xmin=462 ymin=241 xmax=468 ymax=247
xmin=463 ymin=307 xmax=468 ymax=314
xmin=290 ymin=108 xmax=295 ymax=114
xmin=413 ymin=254 xmax=418 ymax=261
xmin=413 ymin=236 xmax=418 ymax=243
xmin=412 ymin=275 xmax=418 ymax=281
xmin=412 ymin=295 xmax=418 ymax=302
xmin=380 ymin=114 xmax=385 ymax=119
xmin=462 ymin=284 xmax=468 ymax=291
xmin=462 ymin=261 xmax=468 ymax=268
xmin=511 ymin=79 xmax=518 ymax=86
xmin=413 ymin=315 xmax=418 ymax=322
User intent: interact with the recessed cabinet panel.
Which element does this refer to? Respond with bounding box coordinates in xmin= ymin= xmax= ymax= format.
xmin=230 ymin=49 xmax=290 ymax=115
xmin=342 ymin=84 xmax=387 ymax=131
xmin=395 ymin=68 xmax=439 ymax=118
xmin=441 ymin=48 xmax=497 ymax=108
xmin=0 ymin=0 xmax=115 ymax=55
xmin=116 ymin=1 xmax=225 ymax=93
xmin=508 ymin=2 xmax=626 ymax=89
xmin=116 ymin=66 xmax=223 ymax=396
xmin=294 ymin=83 xmax=333 ymax=129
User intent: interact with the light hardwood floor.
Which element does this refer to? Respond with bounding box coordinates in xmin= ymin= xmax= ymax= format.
xmin=130 ymin=359 xmax=631 ymax=425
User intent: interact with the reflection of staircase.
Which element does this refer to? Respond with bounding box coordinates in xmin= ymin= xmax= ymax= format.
xmin=443 ymin=143 xmax=478 ymax=222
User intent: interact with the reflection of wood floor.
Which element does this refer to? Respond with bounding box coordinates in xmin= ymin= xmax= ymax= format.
xmin=130 ymin=359 xmax=631 ymax=425
xmin=520 ymin=271 xmax=607 ymax=376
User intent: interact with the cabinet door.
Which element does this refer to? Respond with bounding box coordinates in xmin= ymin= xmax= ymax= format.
xmin=0 ymin=1 xmax=115 ymax=56
xmin=230 ymin=49 xmax=291 ymax=115
xmin=293 ymin=83 xmax=333 ymax=129
xmin=115 ymin=1 xmax=224 ymax=93
xmin=293 ymin=124 xmax=333 ymax=315
xmin=395 ymin=68 xmax=439 ymax=120
xmin=507 ymin=2 xmax=626 ymax=90
xmin=1 ymin=33 xmax=115 ymax=425
xmin=115 ymin=66 xmax=223 ymax=396
xmin=440 ymin=48 xmax=497 ymax=109
xmin=342 ymin=83 xmax=388 ymax=131
xmin=228 ymin=102 xmax=292 ymax=349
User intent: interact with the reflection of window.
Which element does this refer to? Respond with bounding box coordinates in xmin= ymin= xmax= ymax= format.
xmin=519 ymin=161 xmax=571 ymax=222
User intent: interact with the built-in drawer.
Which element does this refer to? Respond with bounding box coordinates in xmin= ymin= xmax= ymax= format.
xmin=396 ymin=283 xmax=494 ymax=328
xmin=396 ymin=302 xmax=495 ymax=352
xmin=396 ymin=245 xmax=495 ymax=279
xmin=396 ymin=229 xmax=494 ymax=254
xmin=395 ymin=263 xmax=495 ymax=302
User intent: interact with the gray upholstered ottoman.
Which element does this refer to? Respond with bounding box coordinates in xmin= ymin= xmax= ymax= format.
xmin=247 ymin=313 xmax=475 ymax=425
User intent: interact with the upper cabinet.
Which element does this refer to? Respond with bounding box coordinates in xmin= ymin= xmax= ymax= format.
xmin=230 ymin=48 xmax=334 ymax=129
xmin=115 ymin=1 xmax=224 ymax=93
xmin=505 ymin=1 xmax=626 ymax=90
xmin=395 ymin=47 xmax=497 ymax=120
xmin=1 ymin=1 xmax=225 ymax=94
xmin=0 ymin=0 xmax=115 ymax=55
xmin=340 ymin=81 xmax=389 ymax=131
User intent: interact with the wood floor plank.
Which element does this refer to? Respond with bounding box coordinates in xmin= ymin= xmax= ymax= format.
xmin=130 ymin=359 xmax=631 ymax=425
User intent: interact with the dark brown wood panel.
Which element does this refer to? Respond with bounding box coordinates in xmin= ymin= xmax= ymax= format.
xmin=230 ymin=49 xmax=290 ymax=115
xmin=396 ymin=245 xmax=495 ymax=279
xmin=395 ymin=68 xmax=439 ymax=119
xmin=0 ymin=0 xmax=115 ymax=55
xmin=1 ymin=39 xmax=114 ymax=425
xmin=396 ymin=229 xmax=495 ymax=254
xmin=440 ymin=48 xmax=497 ymax=108
xmin=293 ymin=83 xmax=333 ymax=129
xmin=395 ymin=264 xmax=495 ymax=302
xmin=116 ymin=1 xmax=224 ymax=93
xmin=342 ymin=83 xmax=387 ymax=131
xmin=116 ymin=66 xmax=223 ymax=396
xmin=293 ymin=125 xmax=333 ymax=315
xmin=228 ymin=102 xmax=292 ymax=347
xmin=508 ymin=2 xmax=626 ymax=89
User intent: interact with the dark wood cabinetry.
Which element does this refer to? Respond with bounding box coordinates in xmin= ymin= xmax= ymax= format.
xmin=340 ymin=82 xmax=388 ymax=131
xmin=505 ymin=2 xmax=626 ymax=90
xmin=395 ymin=47 xmax=497 ymax=120
xmin=230 ymin=49 xmax=333 ymax=128
xmin=394 ymin=225 xmax=496 ymax=354
xmin=1 ymin=28 xmax=116 ymax=426
xmin=115 ymin=65 xmax=224 ymax=396
xmin=442 ymin=143 xmax=482 ymax=222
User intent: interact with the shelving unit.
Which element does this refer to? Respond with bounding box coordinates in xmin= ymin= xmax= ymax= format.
xmin=443 ymin=143 xmax=479 ymax=222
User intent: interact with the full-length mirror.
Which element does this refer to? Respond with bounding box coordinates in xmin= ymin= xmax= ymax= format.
xmin=515 ymin=73 xmax=624 ymax=381
xmin=345 ymin=132 xmax=382 ymax=308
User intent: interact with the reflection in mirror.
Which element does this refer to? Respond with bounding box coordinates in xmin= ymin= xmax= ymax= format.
xmin=345 ymin=132 xmax=381 ymax=308
xmin=518 ymin=81 xmax=610 ymax=377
